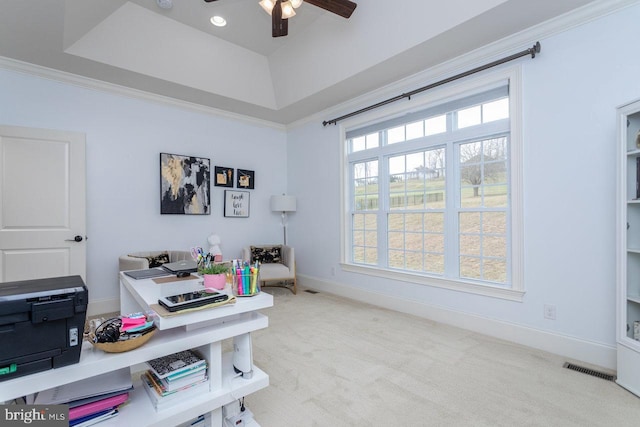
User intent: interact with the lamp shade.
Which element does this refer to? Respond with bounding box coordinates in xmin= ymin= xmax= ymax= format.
xmin=281 ymin=0 xmax=296 ymax=18
xmin=259 ymin=0 xmax=275 ymax=15
xmin=271 ymin=195 xmax=296 ymax=212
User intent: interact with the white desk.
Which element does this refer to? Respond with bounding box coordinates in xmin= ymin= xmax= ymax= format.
xmin=0 ymin=273 xmax=273 ymax=427
xmin=119 ymin=272 xmax=273 ymax=331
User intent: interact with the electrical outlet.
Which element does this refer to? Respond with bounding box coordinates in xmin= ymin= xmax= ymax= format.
xmin=544 ymin=304 xmax=556 ymax=320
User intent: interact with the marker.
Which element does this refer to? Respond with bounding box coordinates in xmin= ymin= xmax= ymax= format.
xmin=236 ymin=268 xmax=243 ymax=295
xmin=244 ymin=265 xmax=250 ymax=294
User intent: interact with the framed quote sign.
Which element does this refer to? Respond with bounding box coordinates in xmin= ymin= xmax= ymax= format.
xmin=224 ymin=190 xmax=249 ymax=218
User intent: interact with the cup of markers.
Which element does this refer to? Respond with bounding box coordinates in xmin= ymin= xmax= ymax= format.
xmin=231 ymin=260 xmax=260 ymax=297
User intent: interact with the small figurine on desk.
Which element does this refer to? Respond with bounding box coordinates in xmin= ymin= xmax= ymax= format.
xmin=208 ymin=233 xmax=222 ymax=262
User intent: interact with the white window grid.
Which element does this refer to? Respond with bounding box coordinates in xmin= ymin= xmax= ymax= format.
xmin=347 ymin=93 xmax=511 ymax=287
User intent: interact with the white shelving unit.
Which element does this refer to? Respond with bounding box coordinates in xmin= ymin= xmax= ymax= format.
xmin=0 ymin=273 xmax=273 ymax=427
xmin=616 ymin=99 xmax=640 ymax=397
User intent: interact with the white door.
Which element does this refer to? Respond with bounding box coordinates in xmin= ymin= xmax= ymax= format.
xmin=0 ymin=125 xmax=86 ymax=282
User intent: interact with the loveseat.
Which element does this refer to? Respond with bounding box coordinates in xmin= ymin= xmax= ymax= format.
xmin=118 ymin=250 xmax=191 ymax=271
xmin=242 ymin=245 xmax=296 ymax=294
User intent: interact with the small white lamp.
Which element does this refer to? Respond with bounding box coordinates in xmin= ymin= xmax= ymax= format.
xmin=270 ymin=194 xmax=296 ymax=245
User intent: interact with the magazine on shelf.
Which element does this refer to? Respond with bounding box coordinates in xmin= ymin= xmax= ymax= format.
xmin=147 ymin=349 xmax=206 ymax=379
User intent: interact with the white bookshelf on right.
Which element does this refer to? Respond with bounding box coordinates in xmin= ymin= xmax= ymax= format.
xmin=617 ymin=99 xmax=640 ymax=397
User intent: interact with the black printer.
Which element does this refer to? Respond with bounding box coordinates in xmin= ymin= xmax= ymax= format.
xmin=0 ymin=275 xmax=88 ymax=382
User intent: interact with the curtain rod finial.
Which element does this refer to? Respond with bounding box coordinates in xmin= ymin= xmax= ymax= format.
xmin=530 ymin=41 xmax=541 ymax=58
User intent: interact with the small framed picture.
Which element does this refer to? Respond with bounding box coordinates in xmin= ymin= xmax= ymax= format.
xmin=214 ymin=166 xmax=234 ymax=187
xmin=237 ymin=169 xmax=255 ymax=189
xmin=224 ymin=190 xmax=250 ymax=218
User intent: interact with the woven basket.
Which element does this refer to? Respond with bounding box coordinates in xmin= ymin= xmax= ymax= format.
xmin=90 ymin=328 xmax=157 ymax=353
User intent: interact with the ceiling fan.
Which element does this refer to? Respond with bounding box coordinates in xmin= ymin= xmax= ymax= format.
xmin=203 ymin=0 xmax=357 ymax=37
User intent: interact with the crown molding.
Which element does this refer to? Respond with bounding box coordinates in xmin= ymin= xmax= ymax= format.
xmin=289 ymin=0 xmax=639 ymax=130
xmin=0 ymin=56 xmax=287 ymax=131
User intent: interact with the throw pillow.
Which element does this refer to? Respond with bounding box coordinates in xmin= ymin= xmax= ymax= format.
xmin=129 ymin=252 xmax=170 ymax=268
xmin=250 ymin=246 xmax=282 ymax=264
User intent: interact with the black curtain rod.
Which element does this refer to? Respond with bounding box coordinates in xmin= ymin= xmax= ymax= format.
xmin=322 ymin=41 xmax=541 ymax=127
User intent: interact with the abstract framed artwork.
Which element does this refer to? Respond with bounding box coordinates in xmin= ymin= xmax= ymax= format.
xmin=214 ymin=166 xmax=234 ymax=187
xmin=224 ymin=190 xmax=250 ymax=218
xmin=160 ymin=153 xmax=210 ymax=215
xmin=237 ymin=169 xmax=255 ymax=189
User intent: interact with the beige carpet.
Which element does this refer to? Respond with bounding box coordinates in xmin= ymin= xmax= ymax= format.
xmin=245 ymin=287 xmax=640 ymax=427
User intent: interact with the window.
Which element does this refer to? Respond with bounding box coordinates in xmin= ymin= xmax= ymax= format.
xmin=457 ymin=137 xmax=508 ymax=283
xmin=343 ymin=74 xmax=522 ymax=299
xmin=352 ymin=160 xmax=379 ymax=265
xmin=388 ymin=148 xmax=446 ymax=274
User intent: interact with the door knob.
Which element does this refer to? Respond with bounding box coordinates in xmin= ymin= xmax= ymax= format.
xmin=65 ymin=235 xmax=84 ymax=242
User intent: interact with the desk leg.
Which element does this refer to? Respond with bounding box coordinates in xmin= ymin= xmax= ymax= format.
xmin=194 ymin=341 xmax=223 ymax=427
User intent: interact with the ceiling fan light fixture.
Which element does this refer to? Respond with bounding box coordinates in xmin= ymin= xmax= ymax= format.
xmin=281 ymin=0 xmax=296 ymax=18
xmin=259 ymin=0 xmax=275 ymax=15
xmin=290 ymin=0 xmax=303 ymax=8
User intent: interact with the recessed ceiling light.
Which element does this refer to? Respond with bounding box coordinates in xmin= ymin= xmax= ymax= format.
xmin=156 ymin=0 xmax=173 ymax=10
xmin=210 ymin=16 xmax=227 ymax=27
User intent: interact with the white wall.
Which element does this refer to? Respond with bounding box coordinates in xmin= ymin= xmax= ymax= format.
xmin=286 ymin=4 xmax=640 ymax=369
xmin=1 ymin=2 xmax=637 ymax=370
xmin=0 ymin=70 xmax=288 ymax=313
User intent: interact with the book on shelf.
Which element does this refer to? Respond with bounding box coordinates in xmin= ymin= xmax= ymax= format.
xmin=144 ymin=370 xmax=208 ymax=397
xmin=69 ymin=408 xmax=118 ymax=427
xmin=68 ymin=392 xmax=129 ymax=421
xmin=67 ymin=388 xmax=133 ymax=409
xmin=165 ymin=368 xmax=207 ymax=388
xmin=147 ymin=349 xmax=206 ymax=379
xmin=141 ymin=372 xmax=209 ymax=410
xmin=164 ymin=362 xmax=207 ymax=382
xmin=148 ymin=366 xmax=207 ymax=392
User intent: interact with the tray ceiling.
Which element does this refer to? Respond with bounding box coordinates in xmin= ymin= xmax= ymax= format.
xmin=0 ymin=0 xmax=597 ymax=124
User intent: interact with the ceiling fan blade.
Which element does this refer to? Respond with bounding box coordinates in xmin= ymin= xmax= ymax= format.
xmin=305 ymin=0 xmax=357 ymax=19
xmin=272 ymin=0 xmax=289 ymax=37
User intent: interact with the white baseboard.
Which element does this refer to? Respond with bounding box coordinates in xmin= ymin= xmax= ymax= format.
xmin=299 ymin=274 xmax=617 ymax=371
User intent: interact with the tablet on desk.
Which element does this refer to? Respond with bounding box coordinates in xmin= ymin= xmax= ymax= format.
xmin=158 ymin=290 xmax=229 ymax=312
